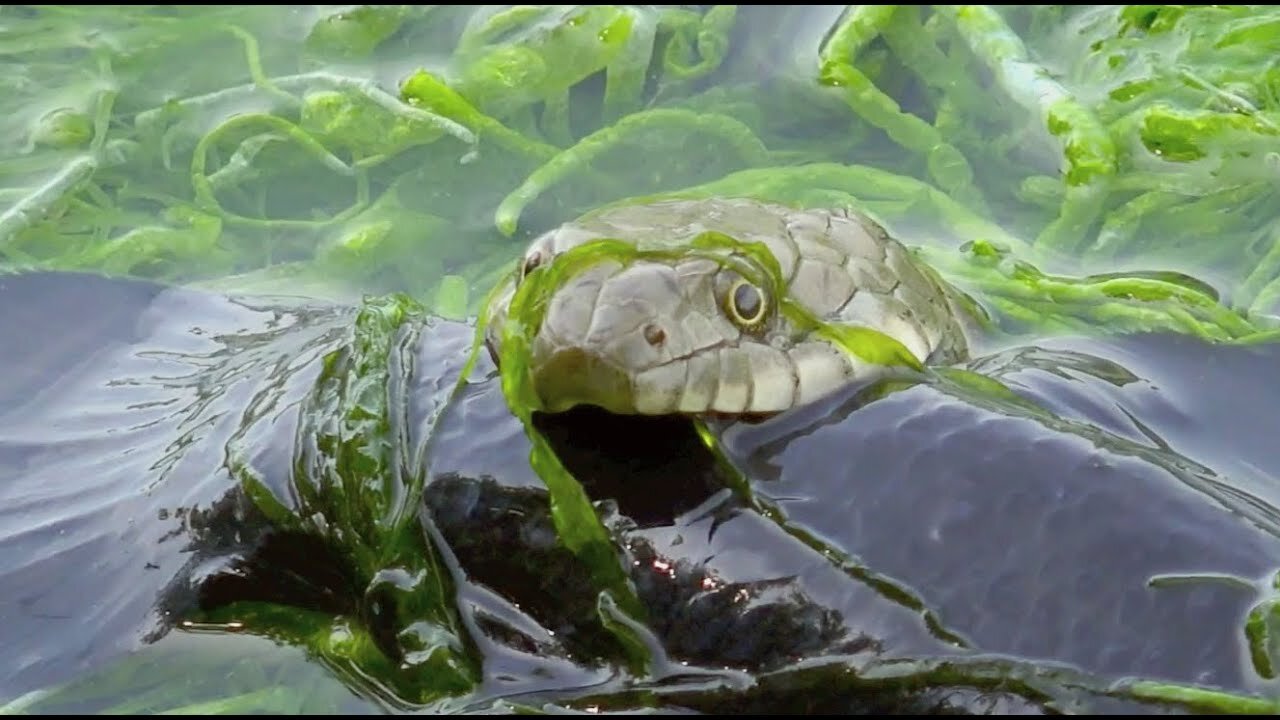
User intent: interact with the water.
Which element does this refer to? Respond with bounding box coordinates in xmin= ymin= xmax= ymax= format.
xmin=3 ymin=4 xmax=1280 ymax=714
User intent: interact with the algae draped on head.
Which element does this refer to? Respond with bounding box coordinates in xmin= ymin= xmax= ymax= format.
xmin=483 ymin=241 xmax=650 ymax=627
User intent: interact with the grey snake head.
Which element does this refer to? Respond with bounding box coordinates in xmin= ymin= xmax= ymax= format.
xmin=484 ymin=198 xmax=971 ymax=416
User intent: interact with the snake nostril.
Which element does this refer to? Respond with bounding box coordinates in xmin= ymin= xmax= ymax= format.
xmin=643 ymin=323 xmax=666 ymax=346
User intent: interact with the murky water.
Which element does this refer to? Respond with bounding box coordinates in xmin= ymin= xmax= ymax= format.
xmin=3 ymin=5 xmax=1280 ymax=715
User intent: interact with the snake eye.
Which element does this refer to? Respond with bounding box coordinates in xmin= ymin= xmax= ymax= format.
xmin=726 ymin=278 xmax=767 ymax=327
xmin=520 ymin=250 xmax=545 ymax=279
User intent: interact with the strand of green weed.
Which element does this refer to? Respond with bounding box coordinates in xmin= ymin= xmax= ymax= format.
xmin=1126 ymin=183 xmax=1275 ymax=268
xmin=525 ymin=427 xmax=649 ymax=616
xmin=1016 ymin=175 xmax=1066 ymax=211
xmin=313 ymin=75 xmax=476 ymax=148
xmin=942 ymin=5 xmax=1116 ymax=253
xmin=1238 ymin=327 xmax=1280 ymax=345
xmin=1085 ymin=184 xmax=1275 ymax=272
xmin=400 ymin=70 xmax=556 ymax=162
xmin=448 ymin=6 xmax=638 ymax=123
xmin=0 ymin=155 xmax=96 ymax=246
xmin=818 ymin=5 xmax=986 ymax=211
xmin=1241 ymin=221 xmax=1280 ymax=309
xmin=635 ymin=163 xmax=1036 ymax=257
xmin=981 ymin=295 xmax=1083 ymax=334
xmin=922 ymin=9 xmax=1018 ymax=188
xmin=538 ymin=90 xmax=574 ymax=147
xmin=1178 ymin=67 xmax=1279 ymax=131
xmin=817 ymin=6 xmax=897 ymax=92
xmin=322 ymin=79 xmax=478 ymax=151
xmin=89 ymin=51 xmax=117 ymax=157
xmin=1089 ymin=191 xmax=1185 ymax=257
xmin=1120 ymin=679 xmax=1280 ymax=714
xmin=922 ymin=248 xmax=1258 ymax=339
xmin=1152 ymin=183 xmax=1273 ymax=228
xmin=1250 ymin=273 xmax=1280 ymax=319
xmin=814 ymin=49 xmax=983 ymax=213
xmin=494 ymin=108 xmax=771 ymax=236
xmin=225 ymin=24 xmax=301 ymax=109
xmin=658 ymin=5 xmax=736 ymax=82
xmin=925 ymin=244 xmax=1230 ymax=318
xmin=136 ymin=72 xmax=475 ymax=150
xmin=1112 ymin=103 xmax=1280 ymax=164
xmin=1038 ymin=297 xmax=1231 ymax=341
xmin=692 ymin=5 xmax=736 ymax=75
xmin=192 ymin=113 xmax=354 ymax=176
xmin=495 ymin=328 xmax=650 ymax=626
xmin=975 ymin=286 xmax=1237 ymax=341
xmin=1111 ymin=162 xmax=1274 ymax=195
xmin=191 ymin=114 xmax=369 ymax=229
xmin=455 ymin=5 xmax=551 ymax=55
xmin=465 ymin=269 xmax=645 ymax=622
xmin=487 ymin=240 xmax=655 ymax=628
xmin=819 ymin=4 xmax=898 ymax=64
xmin=200 ymin=132 xmax=273 ymax=191
xmin=600 ymin=11 xmax=656 ymax=122
xmin=880 ymin=6 xmax=989 ymax=119
xmin=819 ymin=62 xmax=986 ymax=213
xmin=959 ymin=266 xmax=1247 ymax=330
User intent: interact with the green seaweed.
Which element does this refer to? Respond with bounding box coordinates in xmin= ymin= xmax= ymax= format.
xmin=305 ymin=5 xmax=411 ymax=61
xmin=217 ymin=294 xmax=479 ymax=706
xmin=494 ymin=107 xmax=771 ymax=236
xmin=484 ymin=239 xmax=648 ymax=623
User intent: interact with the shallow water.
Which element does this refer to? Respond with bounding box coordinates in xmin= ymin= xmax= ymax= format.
xmin=3 ymin=4 xmax=1280 ymax=715
xmin=6 ymin=269 xmax=1280 ymax=712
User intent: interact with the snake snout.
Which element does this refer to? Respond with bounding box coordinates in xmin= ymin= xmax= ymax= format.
xmin=530 ymin=345 xmax=635 ymax=414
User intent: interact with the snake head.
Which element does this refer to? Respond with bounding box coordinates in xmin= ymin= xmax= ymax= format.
xmin=485 ymin=199 xmax=970 ymax=417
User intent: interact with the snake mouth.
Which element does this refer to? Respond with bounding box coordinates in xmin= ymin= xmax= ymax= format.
xmin=530 ymin=346 xmax=635 ymax=414
xmin=530 ymin=404 xmax=724 ymax=526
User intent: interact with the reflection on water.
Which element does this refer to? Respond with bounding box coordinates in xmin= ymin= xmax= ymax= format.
xmin=4 ymin=630 xmax=383 ymax=715
xmin=0 ymin=272 xmax=351 ymax=700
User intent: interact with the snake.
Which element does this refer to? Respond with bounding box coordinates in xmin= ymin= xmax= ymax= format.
xmin=484 ymin=197 xmax=974 ymax=415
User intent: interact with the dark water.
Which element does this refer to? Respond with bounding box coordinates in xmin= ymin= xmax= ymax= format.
xmin=5 ymin=271 xmax=1280 ymax=712
xmin=720 ymin=335 xmax=1280 ymax=691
